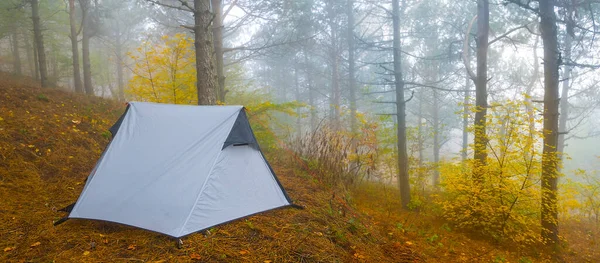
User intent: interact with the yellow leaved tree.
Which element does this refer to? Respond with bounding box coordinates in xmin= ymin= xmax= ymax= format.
xmin=437 ymin=98 xmax=545 ymax=245
xmin=126 ymin=34 xmax=196 ymax=104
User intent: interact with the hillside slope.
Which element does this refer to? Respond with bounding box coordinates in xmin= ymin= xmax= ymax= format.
xmin=0 ymin=73 xmax=418 ymax=262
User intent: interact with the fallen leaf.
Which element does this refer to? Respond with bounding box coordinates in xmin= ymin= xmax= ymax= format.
xmin=190 ymin=253 xmax=202 ymax=260
xmin=264 ymin=260 xmax=272 ymax=263
xmin=0 ymin=117 xmax=4 ymax=121
xmin=3 ymin=247 xmax=15 ymax=252
xmin=30 ymin=242 xmax=41 ymax=248
xmin=127 ymin=244 xmax=136 ymax=250
xmin=83 ymin=251 xmax=90 ymax=256
xmin=353 ymin=252 xmax=366 ymax=259
xmin=239 ymin=250 xmax=249 ymax=255
xmin=393 ymin=241 xmax=402 ymax=248
xmin=72 ymin=120 xmax=81 ymax=124
xmin=102 ymin=238 xmax=108 ymax=244
xmin=405 ymin=241 xmax=413 ymax=246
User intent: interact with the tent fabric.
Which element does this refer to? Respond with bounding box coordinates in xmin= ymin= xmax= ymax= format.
xmin=67 ymin=102 xmax=293 ymax=238
xmin=222 ymin=109 xmax=258 ymax=150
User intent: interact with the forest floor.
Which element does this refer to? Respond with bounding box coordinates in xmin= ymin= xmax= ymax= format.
xmin=0 ymin=73 xmax=597 ymax=262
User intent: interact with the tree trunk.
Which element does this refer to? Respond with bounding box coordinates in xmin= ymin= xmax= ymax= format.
xmin=462 ymin=55 xmax=470 ymax=162
xmin=194 ymin=0 xmax=217 ymax=105
xmin=327 ymin=1 xmax=340 ymax=129
xmin=81 ymin=0 xmax=94 ymax=95
xmin=417 ymin=89 xmax=424 ymax=180
xmin=294 ymin=61 xmax=302 ymax=138
xmin=31 ymin=0 xmax=48 ymax=88
xmin=24 ymin=33 xmax=35 ymax=78
xmin=393 ymin=0 xmax=410 ymax=209
xmin=557 ymin=6 xmax=574 ymax=171
xmin=11 ymin=25 xmax=22 ymax=75
xmin=432 ymin=88 xmax=440 ymax=186
xmin=115 ymin=21 xmax=125 ymax=101
xmin=473 ymin=0 xmax=489 ymax=178
xmin=51 ymin=44 xmax=58 ymax=86
xmin=69 ymin=0 xmax=83 ymax=93
xmin=525 ymin=36 xmax=539 ymax=162
xmin=347 ymin=0 xmax=357 ymax=133
xmin=304 ymin=50 xmax=317 ymax=131
xmin=33 ymin=35 xmax=40 ymax=80
xmin=539 ymin=0 xmax=560 ymax=245
xmin=212 ymin=0 xmax=226 ymax=102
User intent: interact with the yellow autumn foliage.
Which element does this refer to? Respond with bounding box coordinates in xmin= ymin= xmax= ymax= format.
xmin=437 ymin=99 xmax=545 ymax=245
xmin=126 ymin=34 xmax=196 ymax=104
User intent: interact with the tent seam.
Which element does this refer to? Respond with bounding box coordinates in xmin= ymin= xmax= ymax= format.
xmin=177 ymin=149 xmax=223 ymax=237
xmin=176 ymin=109 xmax=241 ymax=237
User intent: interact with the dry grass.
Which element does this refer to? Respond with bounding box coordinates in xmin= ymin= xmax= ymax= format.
xmin=0 ymin=73 xmax=419 ymax=262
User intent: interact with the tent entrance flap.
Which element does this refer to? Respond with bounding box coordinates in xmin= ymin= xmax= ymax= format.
xmin=58 ymin=102 xmax=296 ymax=238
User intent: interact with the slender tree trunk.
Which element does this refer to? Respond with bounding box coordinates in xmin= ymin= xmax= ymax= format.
xmin=393 ymin=0 xmax=410 ymax=209
xmin=115 ymin=21 xmax=125 ymax=101
xmin=304 ymin=50 xmax=317 ymax=131
xmin=31 ymin=0 xmax=48 ymax=87
xmin=417 ymin=90 xmax=424 ymax=179
xmin=33 ymin=35 xmax=40 ymax=80
xmin=432 ymin=88 xmax=440 ymax=186
xmin=462 ymin=56 xmax=470 ymax=162
xmin=347 ymin=0 xmax=357 ymax=133
xmin=194 ymin=0 xmax=217 ymax=105
xmin=473 ymin=0 xmax=489 ymax=179
xmin=525 ymin=36 xmax=539 ymax=162
xmin=327 ymin=1 xmax=340 ymax=129
xmin=212 ymin=0 xmax=226 ymax=102
xmin=539 ymin=0 xmax=560 ymax=245
xmin=81 ymin=0 xmax=94 ymax=95
xmin=24 ymin=33 xmax=35 ymax=78
xmin=294 ymin=61 xmax=302 ymax=138
xmin=330 ymin=53 xmax=340 ymax=128
xmin=51 ymin=44 xmax=58 ymax=86
xmin=11 ymin=26 xmax=22 ymax=75
xmin=69 ymin=0 xmax=83 ymax=93
xmin=557 ymin=7 xmax=574 ymax=171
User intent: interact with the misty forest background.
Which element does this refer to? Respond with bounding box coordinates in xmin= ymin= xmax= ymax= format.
xmin=1 ymin=0 xmax=600 ymax=256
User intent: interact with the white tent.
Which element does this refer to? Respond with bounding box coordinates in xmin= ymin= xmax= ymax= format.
xmin=59 ymin=102 xmax=295 ymax=238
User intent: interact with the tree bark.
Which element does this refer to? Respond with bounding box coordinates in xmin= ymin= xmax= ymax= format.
xmin=81 ymin=0 xmax=94 ymax=95
xmin=31 ymin=0 xmax=48 ymax=88
xmin=294 ymin=61 xmax=302 ymax=138
xmin=11 ymin=25 xmax=22 ymax=75
xmin=33 ymin=34 xmax=40 ymax=80
xmin=212 ymin=0 xmax=226 ymax=102
xmin=327 ymin=1 xmax=340 ymax=129
xmin=473 ymin=0 xmax=489 ymax=178
xmin=194 ymin=0 xmax=217 ymax=105
xmin=539 ymin=0 xmax=560 ymax=245
xmin=24 ymin=32 xmax=35 ymax=78
xmin=462 ymin=54 xmax=470 ymax=162
xmin=393 ymin=0 xmax=411 ymax=209
xmin=69 ymin=0 xmax=83 ymax=93
xmin=347 ymin=0 xmax=357 ymax=133
xmin=304 ymin=49 xmax=317 ymax=131
xmin=432 ymin=88 xmax=440 ymax=186
xmin=417 ymin=90 xmax=424 ymax=180
xmin=557 ymin=6 xmax=574 ymax=171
